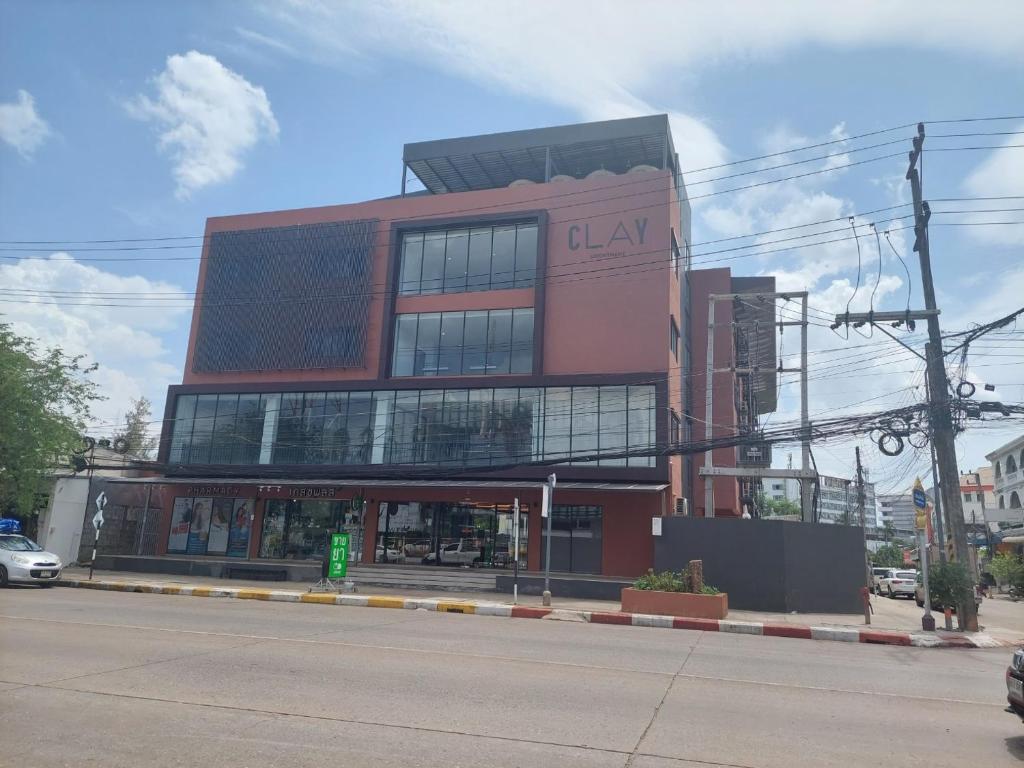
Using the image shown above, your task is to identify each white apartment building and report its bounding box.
[986,434,1024,526]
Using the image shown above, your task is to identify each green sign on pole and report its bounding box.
[328,532,350,579]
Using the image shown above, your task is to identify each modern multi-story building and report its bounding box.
[877,493,917,539]
[813,473,877,526]
[98,115,776,581]
[986,435,1024,525]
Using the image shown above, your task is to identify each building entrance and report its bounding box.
[376,501,528,568]
[258,499,362,561]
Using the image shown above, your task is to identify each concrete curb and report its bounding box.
[55,578,1010,649]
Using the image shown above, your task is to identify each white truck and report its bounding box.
[421,539,481,566]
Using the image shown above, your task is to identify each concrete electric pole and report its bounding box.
[907,123,977,631]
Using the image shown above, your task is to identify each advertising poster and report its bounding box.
[227,498,252,558]
[207,498,232,555]
[167,498,192,553]
[186,497,213,554]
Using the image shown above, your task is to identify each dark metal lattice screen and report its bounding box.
[193,219,378,372]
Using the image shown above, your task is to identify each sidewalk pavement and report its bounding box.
[51,568,1022,650]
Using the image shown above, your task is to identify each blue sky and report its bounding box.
[1,0,1022,491]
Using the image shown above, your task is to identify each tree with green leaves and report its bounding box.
[872,543,905,568]
[988,552,1024,591]
[112,396,157,458]
[0,323,101,519]
[756,494,801,518]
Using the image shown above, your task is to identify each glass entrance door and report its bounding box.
[258,499,353,560]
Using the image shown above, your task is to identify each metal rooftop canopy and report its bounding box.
[402,114,677,195]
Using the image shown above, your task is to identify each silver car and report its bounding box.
[0,534,63,586]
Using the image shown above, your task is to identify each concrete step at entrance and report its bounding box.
[348,565,498,592]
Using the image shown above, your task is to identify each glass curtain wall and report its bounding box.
[169,385,657,469]
[398,222,537,295]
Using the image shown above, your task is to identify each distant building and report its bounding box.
[877,492,916,539]
[986,434,1024,526]
[765,468,876,527]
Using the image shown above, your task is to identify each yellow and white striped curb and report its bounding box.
[54,578,1009,648]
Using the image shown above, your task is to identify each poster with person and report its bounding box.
[207,498,232,555]
[167,498,192,553]
[186,497,213,554]
[227,498,252,558]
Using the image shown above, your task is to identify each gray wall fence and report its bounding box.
[653,517,866,614]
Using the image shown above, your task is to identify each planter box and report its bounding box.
[621,587,728,619]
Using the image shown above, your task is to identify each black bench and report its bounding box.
[225,565,288,582]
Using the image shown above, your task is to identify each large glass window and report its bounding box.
[376,501,528,569]
[258,499,349,560]
[392,308,534,377]
[169,384,657,469]
[167,496,252,557]
[399,222,538,295]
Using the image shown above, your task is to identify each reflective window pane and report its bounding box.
[627,385,656,467]
[443,230,470,293]
[467,228,492,291]
[188,395,218,464]
[462,311,488,374]
[392,314,418,377]
[491,226,516,289]
[570,387,599,464]
[486,309,513,374]
[399,234,423,295]
[170,395,196,463]
[420,232,446,295]
[514,224,538,288]
[210,394,238,464]
[438,312,465,375]
[510,308,534,374]
[598,386,628,467]
[413,313,441,376]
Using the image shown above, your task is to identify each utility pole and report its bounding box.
[907,123,977,630]
[925,342,947,564]
[856,447,870,589]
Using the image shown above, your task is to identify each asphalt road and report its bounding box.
[1,586,1021,767]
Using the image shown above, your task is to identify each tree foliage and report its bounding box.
[872,543,905,568]
[757,495,801,518]
[988,553,1024,589]
[928,561,973,608]
[0,323,101,516]
[112,396,157,458]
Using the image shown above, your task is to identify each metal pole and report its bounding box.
[703,297,716,518]
[856,447,871,590]
[513,497,520,605]
[800,295,812,522]
[919,529,935,631]
[542,475,555,606]
[400,163,407,197]
[925,342,947,563]
[908,123,976,630]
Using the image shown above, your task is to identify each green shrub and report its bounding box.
[632,568,720,595]
[928,561,973,608]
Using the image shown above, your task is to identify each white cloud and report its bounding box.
[259,0,1023,174]
[0,89,52,158]
[128,51,279,198]
[0,254,188,437]
[963,122,1024,246]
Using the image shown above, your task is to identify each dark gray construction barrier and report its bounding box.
[654,517,866,614]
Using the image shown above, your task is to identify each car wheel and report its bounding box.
[0,565,7,587]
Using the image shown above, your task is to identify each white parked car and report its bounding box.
[0,534,62,586]
[872,567,896,595]
[882,569,918,599]
[375,545,403,562]
[422,539,481,566]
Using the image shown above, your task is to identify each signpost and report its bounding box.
[913,478,935,631]
[89,491,106,581]
[541,474,556,606]
[512,498,520,605]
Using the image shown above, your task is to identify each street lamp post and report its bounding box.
[542,474,556,606]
